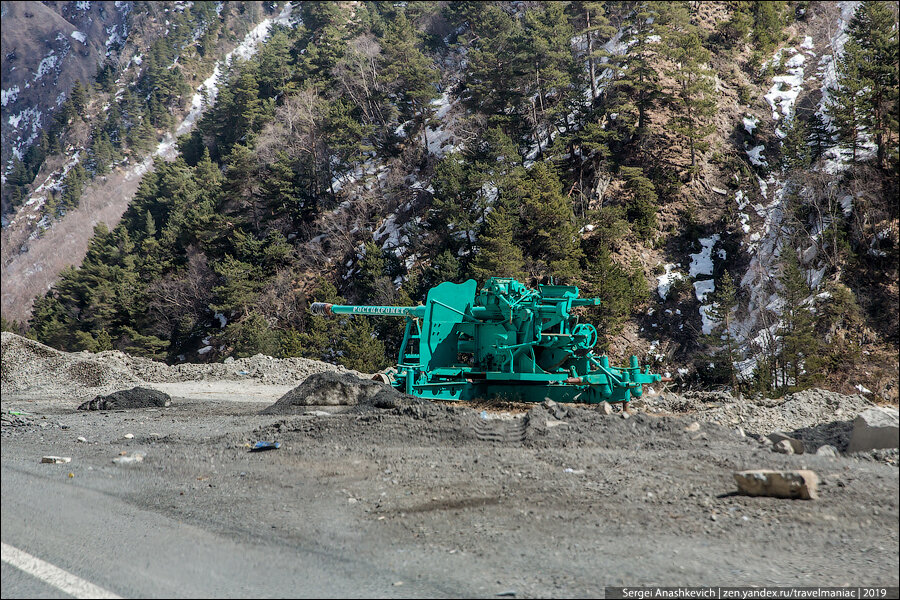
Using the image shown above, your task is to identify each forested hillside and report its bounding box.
[4,1,898,401]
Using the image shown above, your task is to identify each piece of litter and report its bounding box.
[76,436,87,443]
[123,433,134,439]
[250,441,281,452]
[112,452,145,465]
[563,468,585,475]
[41,456,71,464]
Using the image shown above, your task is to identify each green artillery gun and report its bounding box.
[311,278,666,404]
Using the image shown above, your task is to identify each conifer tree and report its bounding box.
[619,166,658,240]
[607,2,663,137]
[665,28,716,171]
[845,1,899,168]
[471,196,525,282]
[570,2,616,103]
[70,80,88,118]
[703,270,739,388]
[827,40,867,162]
[776,248,817,389]
[514,163,583,279]
[781,115,811,170]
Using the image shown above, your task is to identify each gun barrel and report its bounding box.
[310,302,425,317]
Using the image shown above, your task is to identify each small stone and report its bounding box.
[41,456,71,464]
[815,445,839,457]
[76,436,87,443]
[123,433,134,440]
[393,581,403,587]
[773,439,795,454]
[734,427,746,438]
[597,402,613,415]
[685,421,701,432]
[733,469,819,500]
[621,411,631,420]
[347,497,358,504]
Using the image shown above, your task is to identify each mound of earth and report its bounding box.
[261,372,416,414]
[78,387,172,411]
[1,332,142,396]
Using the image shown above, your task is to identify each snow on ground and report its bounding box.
[1,85,20,107]
[746,144,767,167]
[177,2,294,139]
[424,92,459,157]
[764,48,805,121]
[732,2,861,380]
[693,279,715,303]
[689,235,719,278]
[742,115,759,135]
[34,53,60,82]
[656,264,684,301]
[71,31,87,44]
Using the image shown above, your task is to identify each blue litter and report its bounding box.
[250,441,281,452]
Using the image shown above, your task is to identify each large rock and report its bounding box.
[847,407,899,453]
[767,431,805,454]
[78,387,171,411]
[733,470,819,500]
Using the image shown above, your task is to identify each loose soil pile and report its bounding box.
[261,372,416,414]
[77,387,172,411]
[641,387,876,451]
[1,332,361,400]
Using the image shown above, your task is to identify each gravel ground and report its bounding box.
[2,333,898,594]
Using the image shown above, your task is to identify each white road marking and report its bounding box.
[1,542,122,599]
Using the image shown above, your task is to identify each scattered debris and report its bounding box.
[249,441,281,452]
[41,456,71,464]
[733,469,819,500]
[112,452,145,465]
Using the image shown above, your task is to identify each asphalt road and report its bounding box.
[0,461,455,598]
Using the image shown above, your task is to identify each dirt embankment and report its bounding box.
[0,332,362,401]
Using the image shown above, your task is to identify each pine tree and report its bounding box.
[607,2,664,137]
[703,270,739,388]
[619,166,658,241]
[781,115,811,170]
[665,27,717,172]
[845,1,899,168]
[514,163,583,279]
[807,113,831,162]
[570,2,616,103]
[338,316,389,373]
[70,80,88,118]
[827,41,867,162]
[776,248,817,389]
[471,195,525,282]
[381,11,440,151]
